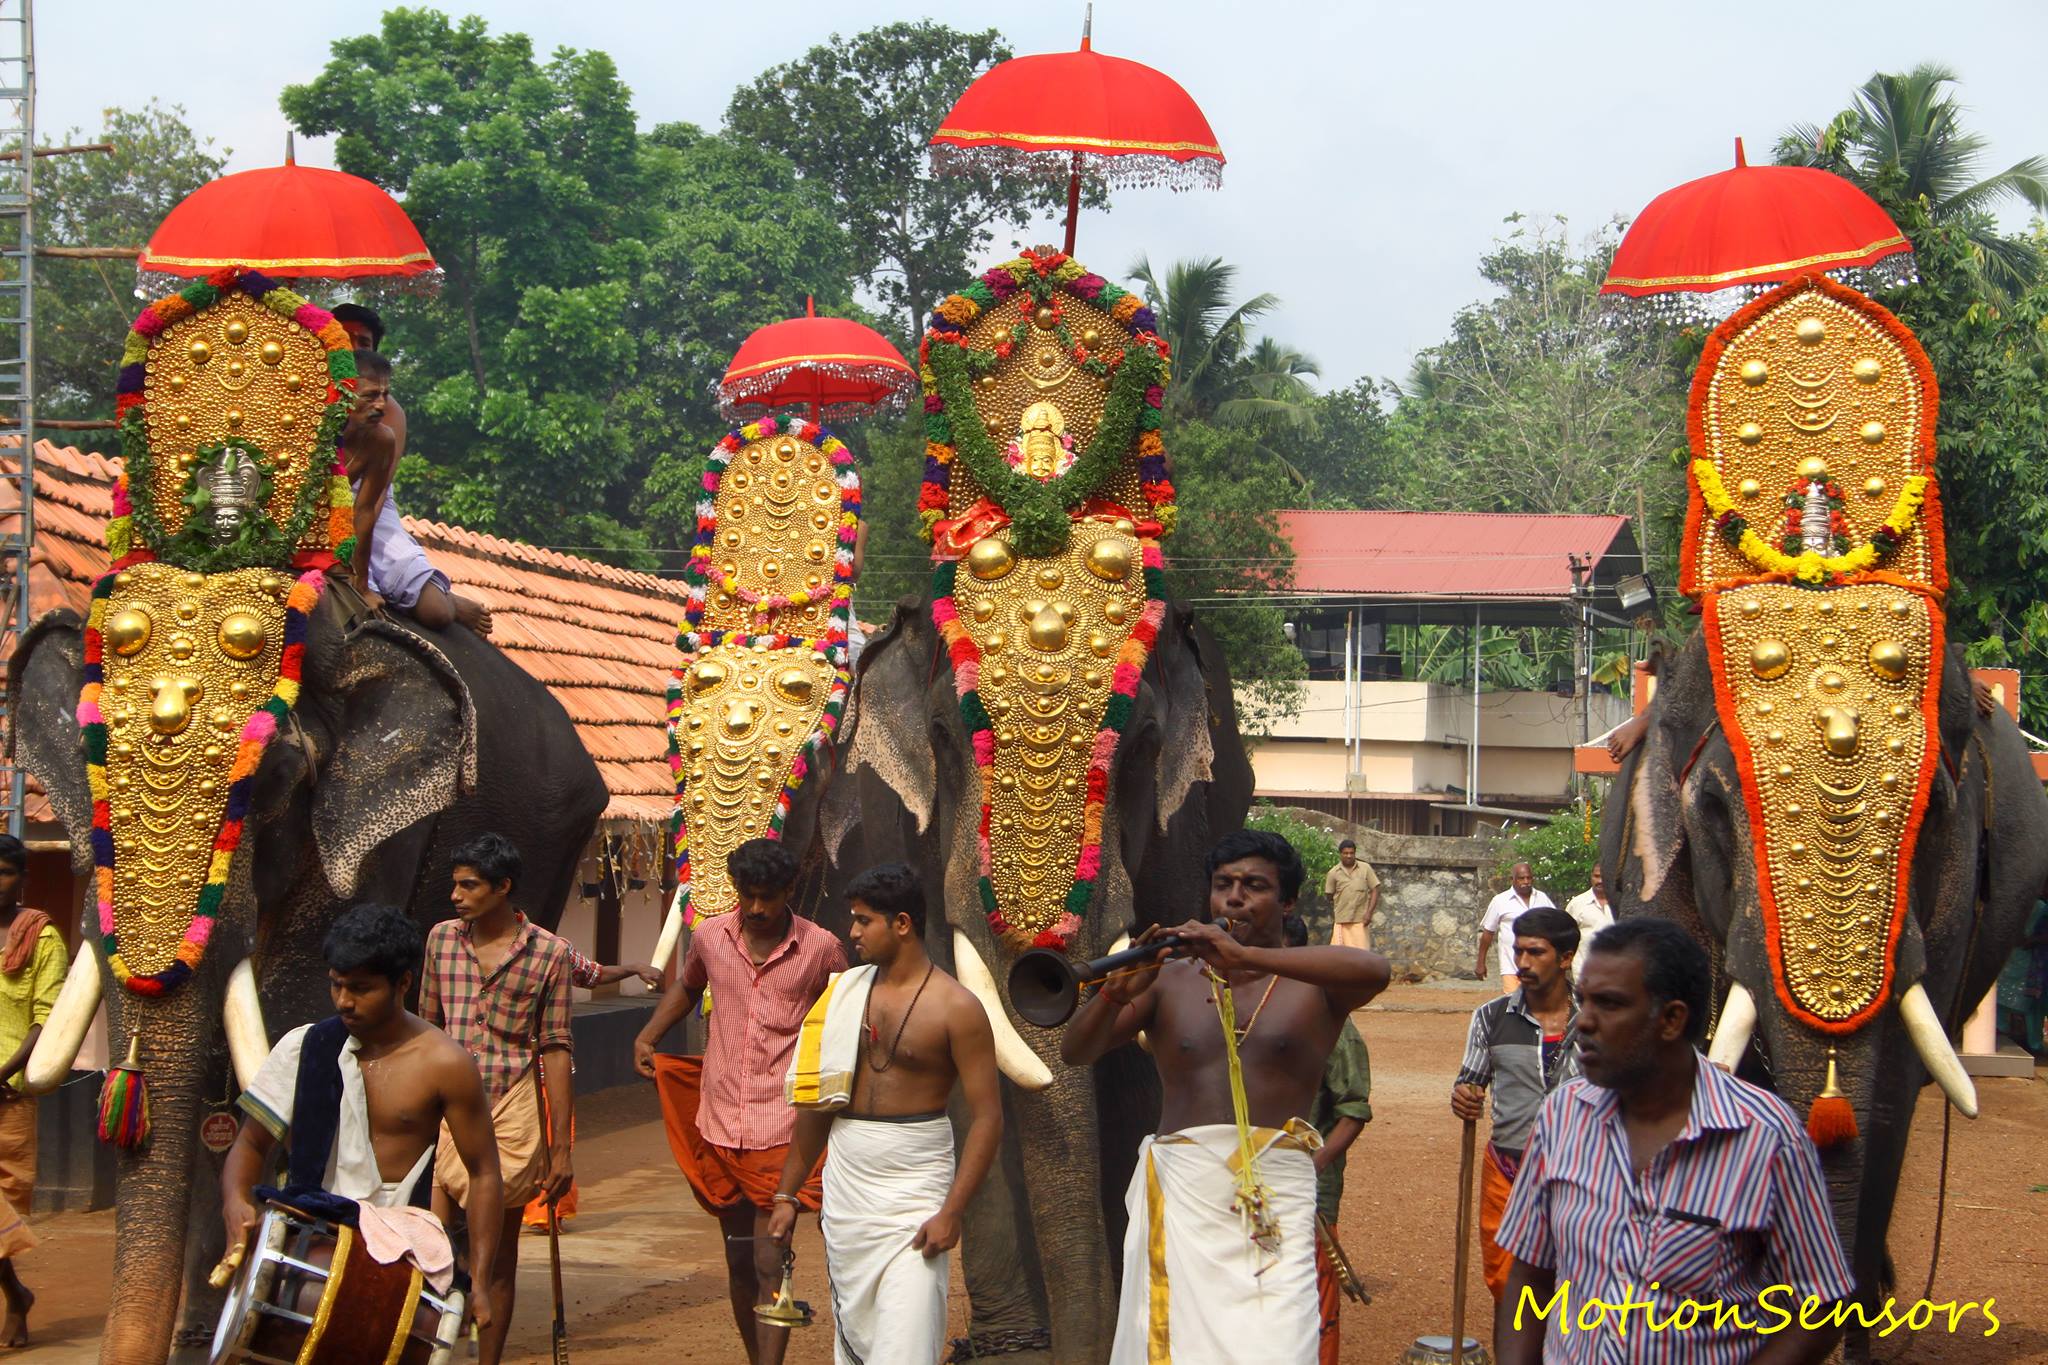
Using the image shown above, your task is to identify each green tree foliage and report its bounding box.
[1778,69,2048,728]
[725,22,1063,343]
[1288,379,1398,508]
[281,10,857,561]
[1385,216,1690,573]
[35,103,225,419]
[1244,802,1342,914]
[1497,800,1601,902]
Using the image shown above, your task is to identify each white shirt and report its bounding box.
[1562,890,1614,972]
[1481,887,1556,978]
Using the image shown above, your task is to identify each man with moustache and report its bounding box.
[1062,829,1389,1364]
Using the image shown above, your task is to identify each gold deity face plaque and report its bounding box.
[672,640,842,920]
[1683,273,1943,597]
[93,563,294,976]
[1703,581,1940,1031]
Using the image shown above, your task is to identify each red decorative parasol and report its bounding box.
[930,8,1222,254]
[1603,139,1914,318]
[718,298,915,423]
[140,143,436,285]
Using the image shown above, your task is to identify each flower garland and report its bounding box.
[112,267,357,572]
[78,568,327,995]
[681,415,859,655]
[1695,458,1928,585]
[919,249,1177,553]
[930,543,1168,953]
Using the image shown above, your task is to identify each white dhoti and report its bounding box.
[1111,1122,1321,1365]
[821,1114,954,1365]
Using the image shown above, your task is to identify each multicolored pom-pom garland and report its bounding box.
[78,569,327,995]
[931,541,1170,954]
[669,416,862,923]
[919,249,1177,555]
[113,266,358,576]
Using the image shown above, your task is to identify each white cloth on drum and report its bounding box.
[355,1201,455,1293]
[240,1022,433,1206]
[821,1114,954,1365]
[1110,1122,1321,1365]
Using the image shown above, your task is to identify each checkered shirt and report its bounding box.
[421,913,575,1105]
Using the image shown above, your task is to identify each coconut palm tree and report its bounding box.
[1776,64,2048,300]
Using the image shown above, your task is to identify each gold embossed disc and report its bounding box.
[698,434,844,640]
[1687,276,1939,595]
[141,292,332,549]
[677,641,839,918]
[1707,582,1938,1026]
[99,564,291,976]
[952,521,1147,937]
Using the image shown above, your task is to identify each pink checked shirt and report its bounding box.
[681,911,845,1151]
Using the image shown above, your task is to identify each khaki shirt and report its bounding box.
[1324,859,1380,924]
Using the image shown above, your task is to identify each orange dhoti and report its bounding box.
[1480,1143,1517,1300]
[1315,1239,1340,1365]
[651,1054,822,1215]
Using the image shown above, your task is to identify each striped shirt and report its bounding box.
[681,911,845,1151]
[420,913,575,1105]
[1456,989,1579,1154]
[1495,1058,1853,1365]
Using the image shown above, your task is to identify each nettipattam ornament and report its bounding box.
[922,249,1175,953]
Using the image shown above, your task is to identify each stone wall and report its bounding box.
[1270,806,1507,983]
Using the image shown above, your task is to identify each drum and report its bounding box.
[210,1203,464,1365]
[1400,1336,1491,1365]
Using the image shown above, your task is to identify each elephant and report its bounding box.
[1600,626,2048,1360]
[8,590,609,1364]
[816,594,1253,1364]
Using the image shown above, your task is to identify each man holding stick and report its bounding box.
[1061,829,1389,1364]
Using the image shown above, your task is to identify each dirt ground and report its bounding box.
[15,980,2048,1362]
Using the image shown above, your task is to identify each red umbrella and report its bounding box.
[140,146,435,284]
[718,299,915,423]
[1603,140,1914,316]
[930,11,1222,254]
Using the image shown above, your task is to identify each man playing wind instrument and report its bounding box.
[1061,829,1390,1364]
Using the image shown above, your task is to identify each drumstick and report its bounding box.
[1451,1117,1477,1365]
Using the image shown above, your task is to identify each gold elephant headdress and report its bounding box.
[919,249,1177,954]
[1683,273,1945,1045]
[668,416,859,922]
[82,269,357,998]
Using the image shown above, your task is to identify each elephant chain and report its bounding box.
[946,1327,1053,1361]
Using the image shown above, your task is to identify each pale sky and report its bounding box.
[38,1,2048,388]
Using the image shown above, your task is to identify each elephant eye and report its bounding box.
[773,668,814,706]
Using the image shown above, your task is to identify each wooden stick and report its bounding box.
[34,418,118,431]
[533,1018,570,1362]
[34,246,142,259]
[1451,1117,1478,1365]
[0,143,113,162]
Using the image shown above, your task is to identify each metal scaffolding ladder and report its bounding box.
[0,0,32,839]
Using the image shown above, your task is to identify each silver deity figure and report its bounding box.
[204,447,263,545]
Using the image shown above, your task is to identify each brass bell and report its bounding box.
[754,1250,813,1329]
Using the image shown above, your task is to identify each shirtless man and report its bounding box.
[335,333,491,635]
[1062,829,1389,1365]
[769,862,1002,1365]
[223,903,503,1331]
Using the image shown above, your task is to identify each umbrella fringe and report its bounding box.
[1600,255,1918,326]
[929,143,1222,193]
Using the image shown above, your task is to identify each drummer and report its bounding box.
[223,904,504,1329]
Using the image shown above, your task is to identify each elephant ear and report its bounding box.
[7,610,91,872]
[838,597,939,839]
[1148,605,1216,834]
[313,620,477,898]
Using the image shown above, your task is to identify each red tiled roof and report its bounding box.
[0,439,687,825]
[1275,510,1635,601]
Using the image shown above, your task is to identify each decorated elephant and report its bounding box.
[5,270,608,1364]
[814,249,1253,1364]
[1599,273,2048,1361]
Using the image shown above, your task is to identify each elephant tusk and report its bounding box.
[224,958,270,1091]
[1899,983,1978,1119]
[24,941,103,1093]
[651,884,687,979]
[952,929,1053,1091]
[1707,982,1758,1072]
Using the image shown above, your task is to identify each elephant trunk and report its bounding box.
[101,982,230,1365]
[1011,1071,1118,1360]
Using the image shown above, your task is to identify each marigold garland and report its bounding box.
[931,543,1170,953]
[1695,459,1927,585]
[918,249,1177,554]
[78,569,327,995]
[112,267,356,574]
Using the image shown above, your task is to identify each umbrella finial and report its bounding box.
[285,130,296,166]
[1080,2,1093,50]
[806,295,816,318]
[1734,136,1746,169]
